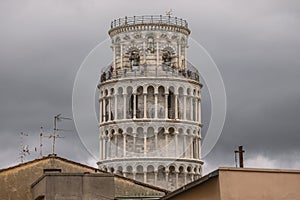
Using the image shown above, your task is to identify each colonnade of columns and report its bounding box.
[99,127,201,161]
[101,164,201,190]
[99,86,201,123]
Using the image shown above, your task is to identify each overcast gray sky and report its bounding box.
[0,0,299,174]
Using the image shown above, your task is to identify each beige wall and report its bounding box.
[165,176,221,200]
[219,168,300,200]
[162,168,300,200]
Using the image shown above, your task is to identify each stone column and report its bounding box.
[154,93,158,118]
[144,171,147,183]
[143,93,147,118]
[198,136,201,159]
[123,133,126,157]
[184,172,187,185]
[175,94,178,119]
[133,134,136,154]
[175,131,178,157]
[175,171,179,188]
[154,171,158,185]
[144,133,147,157]
[190,135,193,159]
[108,96,111,121]
[190,97,193,120]
[120,44,123,69]
[113,45,116,68]
[195,98,198,122]
[156,42,159,67]
[198,98,201,123]
[99,133,103,160]
[133,93,136,119]
[165,93,168,119]
[178,43,181,68]
[108,136,111,158]
[99,99,103,122]
[183,95,186,120]
[123,94,126,119]
[165,171,169,183]
[154,132,158,151]
[103,137,107,159]
[165,132,168,157]
[183,134,186,158]
[114,94,118,120]
[103,98,106,121]
[133,172,136,180]
[115,134,118,158]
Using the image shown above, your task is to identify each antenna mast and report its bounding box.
[49,114,72,155]
[234,145,245,168]
[19,132,30,163]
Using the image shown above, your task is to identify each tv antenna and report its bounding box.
[165,9,173,17]
[19,132,30,163]
[48,114,72,155]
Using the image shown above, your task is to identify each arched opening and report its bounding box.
[126,127,134,156]
[168,127,175,156]
[129,49,140,70]
[147,86,155,118]
[147,165,155,184]
[117,87,123,119]
[187,166,192,183]
[178,128,184,157]
[126,166,133,179]
[157,127,165,156]
[157,165,166,187]
[110,88,115,121]
[157,86,165,118]
[126,87,133,119]
[136,86,143,118]
[178,87,184,119]
[186,88,191,120]
[168,165,176,190]
[110,167,114,173]
[168,87,175,119]
[147,127,155,155]
[136,127,144,154]
[116,166,123,176]
[110,129,115,158]
[146,36,155,53]
[178,166,185,187]
[136,165,144,182]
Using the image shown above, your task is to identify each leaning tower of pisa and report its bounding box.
[97,15,203,190]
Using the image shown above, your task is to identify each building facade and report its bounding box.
[97,15,203,190]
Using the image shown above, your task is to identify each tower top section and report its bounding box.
[109,15,190,37]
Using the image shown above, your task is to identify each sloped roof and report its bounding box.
[0,154,169,197]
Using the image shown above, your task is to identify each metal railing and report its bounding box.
[110,15,188,29]
[100,61,200,83]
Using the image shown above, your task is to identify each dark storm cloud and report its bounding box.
[0,0,299,173]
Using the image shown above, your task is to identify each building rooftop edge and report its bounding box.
[109,15,189,30]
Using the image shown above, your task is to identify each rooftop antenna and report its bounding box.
[165,9,173,17]
[49,114,72,155]
[234,145,245,168]
[39,127,43,158]
[19,132,30,163]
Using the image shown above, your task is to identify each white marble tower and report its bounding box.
[97,15,203,190]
